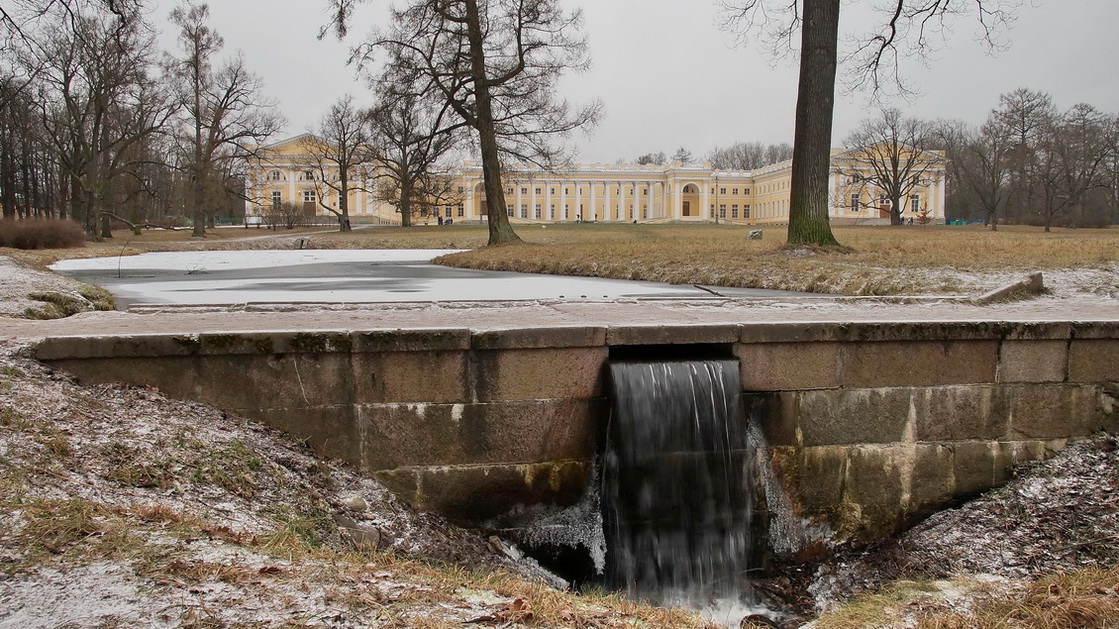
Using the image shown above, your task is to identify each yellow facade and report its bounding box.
[245,135,947,225]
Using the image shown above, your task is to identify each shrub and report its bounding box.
[0,218,88,249]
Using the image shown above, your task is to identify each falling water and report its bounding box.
[604,359,763,622]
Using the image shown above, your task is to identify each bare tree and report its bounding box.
[24,5,172,237]
[721,0,1023,246]
[708,141,793,170]
[169,1,282,238]
[994,88,1055,224]
[938,114,1013,230]
[368,88,461,228]
[327,0,600,245]
[303,95,372,232]
[635,151,666,165]
[1036,104,1114,231]
[671,147,693,164]
[841,108,939,225]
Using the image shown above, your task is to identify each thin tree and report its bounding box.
[303,95,372,232]
[26,6,172,237]
[840,108,938,225]
[326,0,600,245]
[720,0,1023,246]
[937,114,1012,230]
[994,88,1055,225]
[169,1,282,238]
[709,141,793,170]
[1036,104,1114,231]
[368,88,461,228]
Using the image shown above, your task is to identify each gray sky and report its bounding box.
[151,0,1119,162]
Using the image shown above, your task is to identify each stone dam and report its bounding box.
[35,318,1119,550]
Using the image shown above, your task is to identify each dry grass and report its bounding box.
[812,569,1119,629]
[915,569,1119,629]
[5,222,1117,295]
[435,223,1119,295]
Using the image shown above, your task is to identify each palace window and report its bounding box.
[507,188,513,195]
[744,188,750,194]
[534,203,542,219]
[520,204,528,218]
[642,205,647,219]
[535,188,542,195]
[719,187,727,195]
[910,195,921,213]
[457,204,464,217]
[851,194,860,211]
[732,188,738,195]
[303,170,314,181]
[271,191,281,209]
[743,204,751,219]
[270,170,280,181]
[550,188,555,194]
[719,204,727,219]
[564,204,570,219]
[564,188,570,194]
[731,204,739,218]
[302,189,316,203]
[457,186,464,193]
[521,187,528,194]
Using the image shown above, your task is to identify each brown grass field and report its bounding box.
[4,222,1118,295]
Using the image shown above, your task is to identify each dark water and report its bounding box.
[604,359,760,616]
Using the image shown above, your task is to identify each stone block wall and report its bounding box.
[37,320,1119,546]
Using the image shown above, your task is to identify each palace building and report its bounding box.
[245,134,947,226]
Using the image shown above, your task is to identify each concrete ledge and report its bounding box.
[471,326,606,350]
[606,324,741,346]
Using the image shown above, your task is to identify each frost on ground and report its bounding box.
[0,341,704,629]
[805,435,1119,622]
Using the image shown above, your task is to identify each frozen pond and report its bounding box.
[51,249,812,308]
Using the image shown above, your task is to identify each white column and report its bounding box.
[673,181,682,220]
[701,180,711,221]
[559,182,567,221]
[545,182,553,220]
[602,180,611,221]
[574,180,582,221]
[589,180,597,221]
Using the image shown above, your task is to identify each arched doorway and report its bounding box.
[681,183,700,218]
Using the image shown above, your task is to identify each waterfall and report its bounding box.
[603,359,761,616]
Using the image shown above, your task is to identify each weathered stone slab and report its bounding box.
[253,404,360,466]
[469,347,608,402]
[912,385,1004,442]
[951,440,999,498]
[351,351,469,405]
[998,339,1068,383]
[736,342,840,391]
[797,388,912,446]
[1000,384,1102,439]
[841,340,998,388]
[909,443,955,514]
[354,398,602,469]
[1069,338,1119,382]
[375,460,592,523]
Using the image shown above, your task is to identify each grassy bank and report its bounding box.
[4,222,1118,295]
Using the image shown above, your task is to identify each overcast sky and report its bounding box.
[149,0,1118,163]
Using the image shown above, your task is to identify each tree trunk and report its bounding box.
[786,0,841,247]
[339,171,352,231]
[400,179,412,227]
[464,0,521,246]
